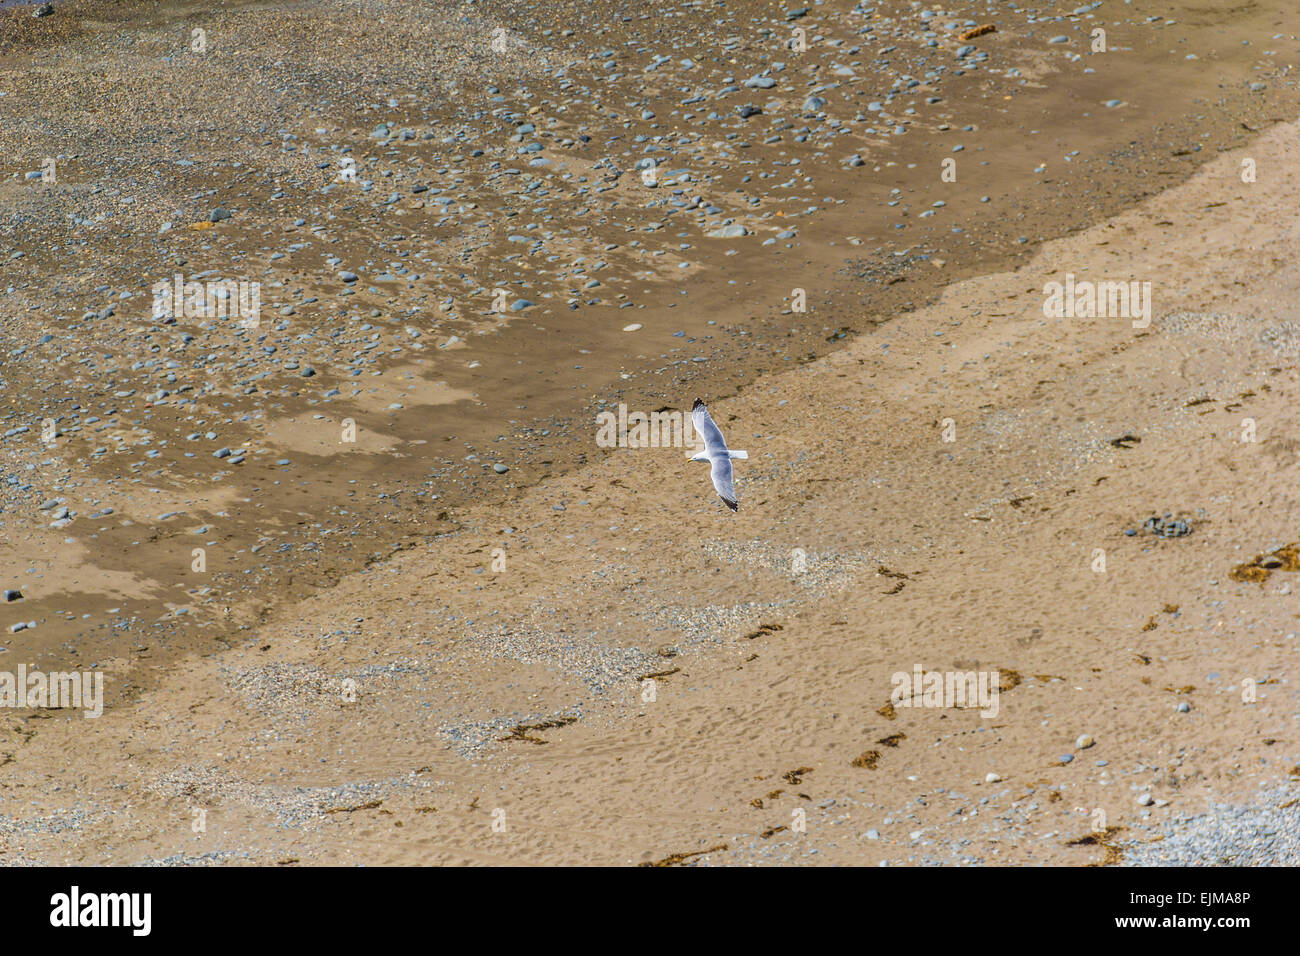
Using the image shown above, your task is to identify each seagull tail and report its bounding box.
[722,497,738,512]
[693,397,705,410]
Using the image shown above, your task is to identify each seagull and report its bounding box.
[688,398,747,512]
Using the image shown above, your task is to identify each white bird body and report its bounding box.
[688,398,744,511]
[687,449,748,461]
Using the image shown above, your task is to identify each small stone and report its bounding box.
[493,463,510,474]
[2,590,21,602]
[1076,734,1094,749]
[1137,793,1154,806]
[985,772,1001,783]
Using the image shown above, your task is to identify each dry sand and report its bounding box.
[0,0,1297,866]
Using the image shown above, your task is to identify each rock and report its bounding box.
[209,208,232,222]
[493,463,509,474]
[1137,793,1154,806]
[622,323,642,332]
[708,224,748,238]
[214,447,233,459]
[736,104,763,119]
[985,772,1001,783]
[2,590,22,602]
[510,299,534,312]
[339,271,359,283]
[803,95,827,113]
[1076,734,1094,749]
[33,3,54,17]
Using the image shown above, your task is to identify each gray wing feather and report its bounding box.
[710,456,737,509]
[692,403,728,454]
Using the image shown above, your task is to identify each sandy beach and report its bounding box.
[0,0,1297,866]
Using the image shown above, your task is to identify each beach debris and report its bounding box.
[1229,542,1300,584]
[638,844,729,867]
[1144,514,1192,538]
[496,715,578,744]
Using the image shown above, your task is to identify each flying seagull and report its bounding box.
[688,398,747,512]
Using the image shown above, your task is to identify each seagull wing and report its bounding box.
[691,398,729,455]
[710,456,738,511]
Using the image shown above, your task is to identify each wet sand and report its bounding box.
[0,0,1297,865]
